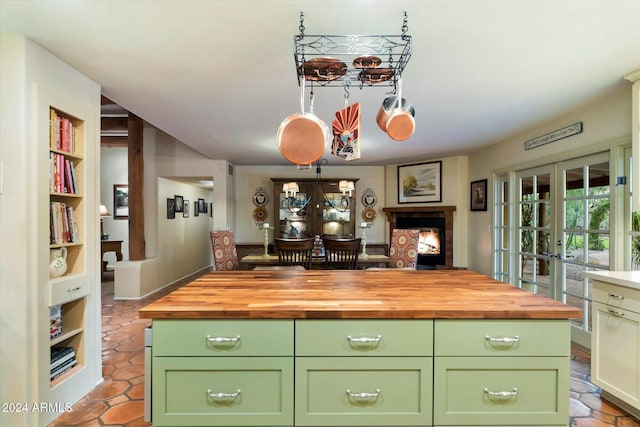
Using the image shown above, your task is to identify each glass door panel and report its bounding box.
[560,154,610,347]
[517,167,555,298]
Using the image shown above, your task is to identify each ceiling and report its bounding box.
[2,0,639,166]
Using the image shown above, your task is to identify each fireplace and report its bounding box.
[383,206,455,269]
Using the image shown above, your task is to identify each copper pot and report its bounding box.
[376,95,416,141]
[277,112,330,165]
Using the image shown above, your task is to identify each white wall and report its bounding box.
[235,164,387,244]
[466,82,632,276]
[0,34,101,426]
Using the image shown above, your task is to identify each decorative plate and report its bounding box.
[253,187,269,206]
[362,207,377,222]
[298,57,348,81]
[361,188,377,207]
[252,206,268,222]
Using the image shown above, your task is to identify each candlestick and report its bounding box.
[263,223,270,257]
[359,222,372,259]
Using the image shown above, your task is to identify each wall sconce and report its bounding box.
[339,180,355,197]
[100,204,111,240]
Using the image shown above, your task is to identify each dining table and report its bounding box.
[240,253,391,270]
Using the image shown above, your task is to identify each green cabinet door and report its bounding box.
[434,356,569,426]
[152,356,293,426]
[295,357,433,426]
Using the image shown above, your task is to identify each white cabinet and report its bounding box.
[589,272,640,419]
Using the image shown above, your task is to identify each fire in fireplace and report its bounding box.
[418,228,441,255]
[396,216,446,268]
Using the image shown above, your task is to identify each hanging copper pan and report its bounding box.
[375,95,415,141]
[277,75,330,165]
[277,113,329,165]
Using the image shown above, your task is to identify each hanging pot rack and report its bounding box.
[294,11,412,90]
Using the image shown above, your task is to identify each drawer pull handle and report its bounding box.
[206,335,241,345]
[346,388,381,400]
[485,335,520,344]
[608,293,624,300]
[207,388,241,401]
[347,335,382,345]
[607,307,625,317]
[484,387,518,398]
[67,286,81,292]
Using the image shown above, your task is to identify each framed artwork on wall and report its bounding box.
[174,195,184,213]
[397,161,442,204]
[113,184,129,219]
[166,198,176,219]
[183,200,189,218]
[470,179,488,211]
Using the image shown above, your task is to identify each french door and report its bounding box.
[512,152,610,347]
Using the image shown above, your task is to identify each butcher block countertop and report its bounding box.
[139,270,582,320]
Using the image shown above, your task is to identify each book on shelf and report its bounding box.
[50,346,75,371]
[49,153,78,195]
[50,357,77,380]
[49,202,79,245]
[49,305,62,338]
[49,108,76,154]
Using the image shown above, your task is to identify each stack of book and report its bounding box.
[50,346,76,380]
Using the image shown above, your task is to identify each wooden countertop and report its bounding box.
[139,270,582,320]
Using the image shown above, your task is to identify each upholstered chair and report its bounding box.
[389,228,420,269]
[210,230,239,271]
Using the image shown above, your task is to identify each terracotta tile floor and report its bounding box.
[49,271,639,427]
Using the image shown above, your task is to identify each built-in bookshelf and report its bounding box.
[48,107,86,386]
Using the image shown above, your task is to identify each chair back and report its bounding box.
[275,237,314,269]
[210,230,239,271]
[323,238,361,270]
[389,229,420,268]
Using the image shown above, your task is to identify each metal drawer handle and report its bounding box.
[607,307,625,317]
[485,335,520,344]
[346,388,381,400]
[608,293,624,300]
[207,388,241,400]
[347,335,382,344]
[206,335,241,344]
[67,286,81,292]
[484,387,518,398]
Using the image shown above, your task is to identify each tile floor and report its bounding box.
[49,271,639,427]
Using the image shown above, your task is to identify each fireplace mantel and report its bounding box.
[383,206,456,268]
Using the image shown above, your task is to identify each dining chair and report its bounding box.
[323,238,361,270]
[388,228,420,268]
[210,230,239,271]
[275,237,315,270]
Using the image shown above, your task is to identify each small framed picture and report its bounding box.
[167,198,176,219]
[194,200,200,217]
[113,184,129,219]
[209,202,213,217]
[183,200,189,218]
[174,195,184,213]
[198,198,206,213]
[470,179,488,211]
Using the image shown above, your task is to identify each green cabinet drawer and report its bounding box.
[434,320,570,356]
[296,320,433,356]
[152,356,293,426]
[433,356,569,425]
[295,357,433,426]
[153,319,293,356]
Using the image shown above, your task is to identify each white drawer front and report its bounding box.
[49,276,90,306]
[593,280,640,315]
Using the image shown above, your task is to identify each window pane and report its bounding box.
[565,167,584,196]
[588,162,610,195]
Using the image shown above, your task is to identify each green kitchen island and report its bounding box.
[139,269,582,427]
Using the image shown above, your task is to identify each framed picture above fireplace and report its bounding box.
[470,179,488,211]
[398,161,442,204]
